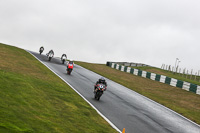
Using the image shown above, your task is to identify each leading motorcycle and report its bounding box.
[39,47,44,55]
[94,84,106,100]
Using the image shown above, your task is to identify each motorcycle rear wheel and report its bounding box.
[97,96,100,100]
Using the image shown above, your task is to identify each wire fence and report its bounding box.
[161,64,200,82]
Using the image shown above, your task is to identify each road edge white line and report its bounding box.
[27,51,122,133]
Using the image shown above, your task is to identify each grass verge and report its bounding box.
[75,61,200,125]
[0,43,118,133]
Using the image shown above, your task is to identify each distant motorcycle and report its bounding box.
[61,56,66,64]
[39,47,44,55]
[47,52,54,61]
[94,84,106,100]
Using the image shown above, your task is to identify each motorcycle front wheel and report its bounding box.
[95,91,101,100]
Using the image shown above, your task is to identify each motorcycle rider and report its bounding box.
[39,46,44,53]
[47,49,54,56]
[94,77,107,92]
[61,54,67,60]
[67,60,74,70]
[40,46,44,51]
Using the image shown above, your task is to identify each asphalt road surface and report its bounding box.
[30,51,200,133]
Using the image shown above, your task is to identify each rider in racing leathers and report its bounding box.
[47,49,54,56]
[94,77,107,92]
[61,54,67,60]
[39,46,44,52]
[67,61,74,70]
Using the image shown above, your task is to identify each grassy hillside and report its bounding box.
[133,66,200,86]
[75,61,200,125]
[0,43,118,133]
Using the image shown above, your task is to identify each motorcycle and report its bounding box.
[39,48,44,55]
[47,52,54,61]
[61,56,66,64]
[94,84,106,100]
[66,63,73,75]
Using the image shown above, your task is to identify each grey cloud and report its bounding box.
[0,0,200,72]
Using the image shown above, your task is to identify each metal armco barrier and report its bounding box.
[106,62,200,95]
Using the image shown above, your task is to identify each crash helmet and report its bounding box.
[99,77,105,83]
[69,61,73,64]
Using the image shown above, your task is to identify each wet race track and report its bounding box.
[30,51,200,133]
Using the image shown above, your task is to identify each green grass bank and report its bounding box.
[75,61,200,125]
[0,43,118,133]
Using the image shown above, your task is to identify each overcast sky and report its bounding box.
[0,0,200,73]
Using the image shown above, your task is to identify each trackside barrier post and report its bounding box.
[119,65,122,71]
[190,84,197,93]
[176,80,183,88]
[114,64,117,69]
[155,74,161,81]
[130,68,134,74]
[138,70,142,76]
[165,77,171,84]
[124,66,128,72]
[106,62,112,67]
[146,72,151,79]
